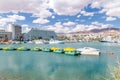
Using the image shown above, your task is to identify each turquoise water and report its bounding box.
[0,42,120,80]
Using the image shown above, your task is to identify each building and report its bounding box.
[7,24,22,40]
[24,28,57,41]
[0,30,12,41]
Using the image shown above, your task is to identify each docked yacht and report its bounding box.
[49,40,64,44]
[76,47,100,55]
[33,40,43,44]
[100,36,117,43]
[27,41,33,43]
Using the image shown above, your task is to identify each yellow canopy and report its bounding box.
[17,46,25,50]
[63,47,76,52]
[2,46,10,50]
[50,47,60,51]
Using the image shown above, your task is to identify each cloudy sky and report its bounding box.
[0,0,120,33]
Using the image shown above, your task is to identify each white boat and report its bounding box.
[13,41,20,44]
[34,40,43,44]
[76,47,100,55]
[27,41,33,43]
[100,36,117,43]
[49,40,64,44]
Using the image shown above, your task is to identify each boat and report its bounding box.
[100,40,108,42]
[31,46,42,51]
[49,39,64,44]
[34,40,43,44]
[42,48,51,52]
[13,41,21,44]
[54,50,64,54]
[50,47,64,53]
[50,47,59,52]
[2,46,16,51]
[76,47,100,55]
[43,41,49,44]
[17,46,30,51]
[100,36,117,43]
[27,41,33,43]
[63,47,79,56]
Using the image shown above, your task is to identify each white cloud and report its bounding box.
[0,0,52,18]
[98,9,106,14]
[100,24,112,29]
[49,0,92,16]
[70,22,113,33]
[86,25,98,30]
[81,11,94,16]
[40,21,113,33]
[7,14,25,21]
[22,24,31,33]
[32,9,52,19]
[0,0,120,19]
[47,26,70,33]
[106,16,117,21]
[0,0,119,33]
[77,15,81,18]
[91,0,120,18]
[51,16,55,19]
[0,0,94,17]
[91,21,113,28]
[80,20,85,22]
[71,25,86,32]
[106,8,120,17]
[63,21,76,26]
[91,1,101,8]
[91,21,102,26]
[43,22,70,33]
[0,19,7,27]
[0,14,25,27]
[33,18,49,24]
[71,24,99,32]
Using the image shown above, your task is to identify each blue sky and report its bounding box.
[0,0,120,33]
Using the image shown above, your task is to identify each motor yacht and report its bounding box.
[76,47,100,55]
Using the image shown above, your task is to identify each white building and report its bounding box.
[24,28,57,41]
[0,30,12,40]
[7,24,21,40]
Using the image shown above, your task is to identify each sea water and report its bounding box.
[0,42,120,80]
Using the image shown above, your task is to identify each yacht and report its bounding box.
[100,36,117,43]
[49,40,64,44]
[76,47,100,55]
[34,40,43,44]
[27,41,33,43]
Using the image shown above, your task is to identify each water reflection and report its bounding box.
[0,42,119,80]
[0,51,109,80]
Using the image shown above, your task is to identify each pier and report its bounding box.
[0,46,81,56]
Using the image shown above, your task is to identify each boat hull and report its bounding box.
[54,50,64,54]
[42,48,51,52]
[77,47,100,56]
[65,51,79,56]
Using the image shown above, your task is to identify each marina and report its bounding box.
[0,43,102,56]
[76,47,100,55]
[0,0,120,79]
[0,42,120,80]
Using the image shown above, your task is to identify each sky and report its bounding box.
[0,0,120,33]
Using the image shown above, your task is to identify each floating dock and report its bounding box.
[0,46,81,56]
